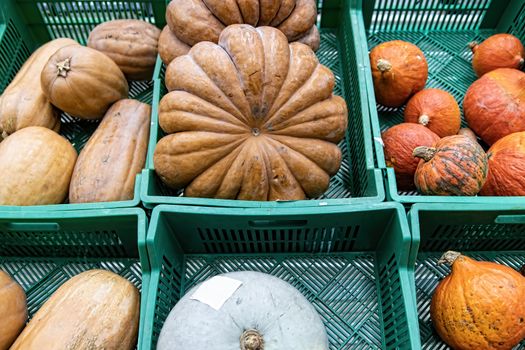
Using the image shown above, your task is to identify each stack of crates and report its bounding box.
[0,0,524,349]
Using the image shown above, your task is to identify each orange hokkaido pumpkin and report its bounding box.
[480,131,525,196]
[381,123,440,190]
[404,88,460,137]
[413,135,488,196]
[464,68,525,146]
[370,40,428,107]
[431,251,525,350]
[470,33,525,77]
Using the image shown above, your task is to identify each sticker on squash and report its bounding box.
[190,276,243,310]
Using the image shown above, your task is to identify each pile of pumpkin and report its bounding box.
[152,0,349,202]
[372,34,525,196]
[0,269,140,349]
[0,19,159,206]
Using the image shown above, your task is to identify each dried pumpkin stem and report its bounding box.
[56,58,71,78]
[468,41,478,52]
[376,59,392,72]
[519,57,524,68]
[240,330,264,350]
[437,251,462,265]
[413,146,436,162]
[418,115,430,126]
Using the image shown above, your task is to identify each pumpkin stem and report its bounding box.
[1,131,8,140]
[376,59,392,72]
[437,251,462,265]
[240,329,264,350]
[413,146,436,162]
[56,58,71,78]
[519,57,524,68]
[468,41,478,53]
[418,114,430,126]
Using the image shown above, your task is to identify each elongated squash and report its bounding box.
[0,38,77,138]
[0,271,27,350]
[69,99,150,203]
[10,269,140,350]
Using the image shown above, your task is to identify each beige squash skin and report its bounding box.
[0,38,77,138]
[41,45,129,120]
[0,271,27,350]
[10,269,140,350]
[87,19,161,81]
[69,99,150,203]
[0,126,77,205]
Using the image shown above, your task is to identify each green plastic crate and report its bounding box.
[140,0,385,208]
[359,0,525,204]
[140,203,420,349]
[0,207,149,347]
[408,203,525,349]
[0,0,165,211]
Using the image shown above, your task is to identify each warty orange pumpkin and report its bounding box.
[413,135,488,196]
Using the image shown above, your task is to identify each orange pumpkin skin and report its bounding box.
[464,68,525,146]
[471,33,525,77]
[480,131,525,196]
[413,135,488,196]
[431,252,525,350]
[370,40,428,107]
[404,88,460,137]
[382,123,440,190]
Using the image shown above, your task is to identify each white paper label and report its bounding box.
[190,276,243,311]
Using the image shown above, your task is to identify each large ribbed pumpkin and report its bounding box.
[41,45,129,120]
[10,270,140,350]
[0,271,27,350]
[381,123,440,190]
[464,68,525,145]
[159,0,319,64]
[413,135,488,196]
[370,40,428,107]
[69,99,150,203]
[0,127,77,205]
[0,38,76,139]
[154,25,347,201]
[480,131,525,196]
[88,19,161,80]
[431,251,525,350]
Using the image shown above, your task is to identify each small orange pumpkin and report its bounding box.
[480,131,525,196]
[413,135,488,196]
[463,68,525,146]
[0,271,27,350]
[431,251,525,350]
[370,40,428,107]
[404,88,460,137]
[381,123,440,190]
[470,33,525,77]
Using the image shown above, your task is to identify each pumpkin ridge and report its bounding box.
[189,53,252,125]
[263,62,324,126]
[270,0,297,27]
